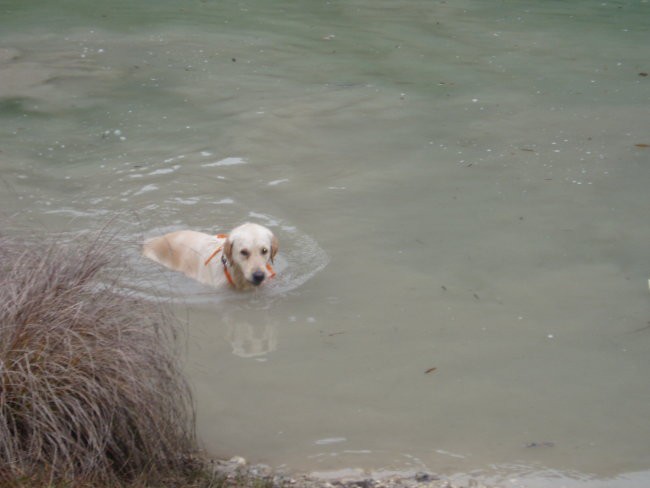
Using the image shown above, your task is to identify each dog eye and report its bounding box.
[240,249,250,258]
[261,247,268,255]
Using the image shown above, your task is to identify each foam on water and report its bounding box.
[202,157,247,167]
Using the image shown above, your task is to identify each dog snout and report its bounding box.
[251,270,266,285]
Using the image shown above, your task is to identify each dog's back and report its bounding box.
[143,231,222,283]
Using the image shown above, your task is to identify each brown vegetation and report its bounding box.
[0,231,197,486]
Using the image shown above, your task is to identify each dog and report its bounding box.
[143,222,278,290]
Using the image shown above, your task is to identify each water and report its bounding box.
[1,0,650,485]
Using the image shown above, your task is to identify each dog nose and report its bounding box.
[252,270,266,285]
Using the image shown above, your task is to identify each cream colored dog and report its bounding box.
[142,222,278,290]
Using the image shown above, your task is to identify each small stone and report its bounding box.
[250,463,273,477]
[414,472,431,482]
[354,480,374,488]
[212,456,248,477]
[229,455,247,466]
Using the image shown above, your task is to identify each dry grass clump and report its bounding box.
[0,232,196,486]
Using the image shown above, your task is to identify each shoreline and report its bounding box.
[210,456,498,488]
[208,456,650,488]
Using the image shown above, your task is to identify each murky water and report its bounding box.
[2,0,650,485]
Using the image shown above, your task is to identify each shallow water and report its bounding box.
[2,0,650,485]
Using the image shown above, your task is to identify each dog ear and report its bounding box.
[223,238,234,264]
[270,234,279,264]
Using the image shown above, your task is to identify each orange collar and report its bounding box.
[203,233,275,287]
[203,234,229,266]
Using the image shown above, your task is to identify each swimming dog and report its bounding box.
[143,222,278,290]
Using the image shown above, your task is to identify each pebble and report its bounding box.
[414,472,434,482]
[250,463,274,477]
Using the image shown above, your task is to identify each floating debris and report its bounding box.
[525,441,555,448]
[424,367,437,375]
[630,321,650,333]
[328,331,345,337]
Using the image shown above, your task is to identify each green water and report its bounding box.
[1,1,650,486]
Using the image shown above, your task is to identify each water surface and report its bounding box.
[1,1,650,485]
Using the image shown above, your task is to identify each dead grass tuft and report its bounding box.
[0,231,196,486]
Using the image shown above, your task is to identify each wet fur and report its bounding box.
[143,222,278,290]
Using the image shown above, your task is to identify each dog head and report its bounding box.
[223,223,278,287]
